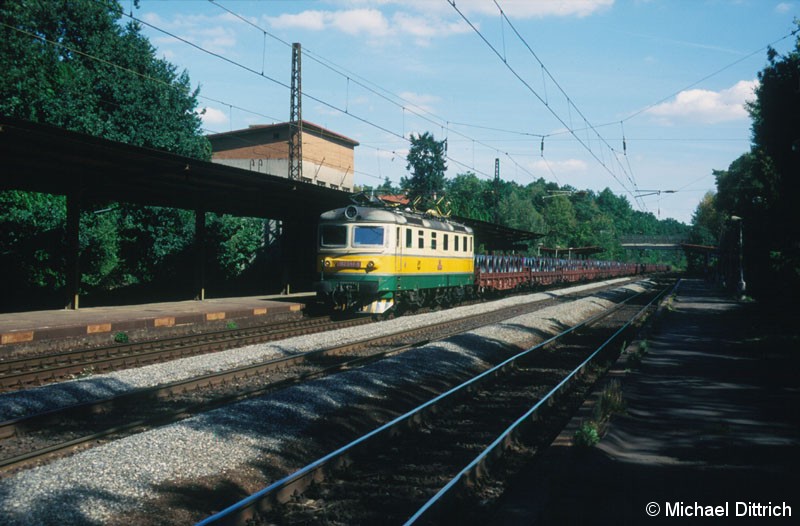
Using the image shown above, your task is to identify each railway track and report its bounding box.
[0,315,370,392]
[196,283,671,526]
[0,288,606,475]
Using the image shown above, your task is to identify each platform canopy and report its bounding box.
[0,117,351,220]
[538,245,604,259]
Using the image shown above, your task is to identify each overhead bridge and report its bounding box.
[620,236,687,251]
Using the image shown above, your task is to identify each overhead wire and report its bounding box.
[446,0,644,210]
[205,0,551,183]
[490,0,645,209]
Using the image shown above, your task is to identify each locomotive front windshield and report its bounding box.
[320,225,347,248]
[353,226,385,247]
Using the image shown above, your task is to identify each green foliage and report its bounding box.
[573,421,600,448]
[113,331,129,343]
[689,21,800,297]
[0,191,66,291]
[440,171,688,263]
[401,132,447,204]
[206,214,265,280]
[0,0,210,159]
[593,379,626,422]
[0,1,227,308]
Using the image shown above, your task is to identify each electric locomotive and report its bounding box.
[315,204,474,314]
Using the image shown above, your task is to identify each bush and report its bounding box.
[573,421,600,447]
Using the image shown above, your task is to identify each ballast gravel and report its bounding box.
[0,278,648,525]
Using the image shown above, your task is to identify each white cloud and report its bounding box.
[338,0,614,19]
[331,9,390,36]
[497,0,615,18]
[775,2,795,14]
[645,80,758,124]
[200,107,229,129]
[391,12,471,44]
[266,10,327,31]
[266,9,389,37]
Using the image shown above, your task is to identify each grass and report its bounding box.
[574,380,627,448]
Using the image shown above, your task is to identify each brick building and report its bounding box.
[207,121,359,192]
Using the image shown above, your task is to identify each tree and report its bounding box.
[0,1,218,308]
[748,34,800,243]
[401,132,447,205]
[0,0,210,159]
[446,172,492,221]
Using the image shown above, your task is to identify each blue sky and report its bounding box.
[134,0,798,224]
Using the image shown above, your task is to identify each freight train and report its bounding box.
[314,204,666,315]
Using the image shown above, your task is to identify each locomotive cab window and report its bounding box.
[353,226,385,247]
[406,228,412,248]
[320,225,347,248]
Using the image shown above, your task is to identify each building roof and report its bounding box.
[207,120,360,148]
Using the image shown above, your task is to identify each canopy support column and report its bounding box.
[65,192,81,310]
[195,208,206,301]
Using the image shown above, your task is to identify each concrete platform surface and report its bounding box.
[0,293,311,352]
[492,279,799,525]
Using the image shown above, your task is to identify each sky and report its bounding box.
[131,0,799,224]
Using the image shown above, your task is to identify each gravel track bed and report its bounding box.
[0,290,577,463]
[0,278,645,525]
[263,307,641,525]
[0,278,630,422]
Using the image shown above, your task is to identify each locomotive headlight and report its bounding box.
[323,258,332,268]
[366,260,376,270]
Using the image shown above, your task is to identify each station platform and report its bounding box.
[0,293,312,355]
[492,279,799,525]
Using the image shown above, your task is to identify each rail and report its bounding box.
[404,280,676,524]
[195,286,654,526]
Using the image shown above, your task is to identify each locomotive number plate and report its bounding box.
[335,260,362,268]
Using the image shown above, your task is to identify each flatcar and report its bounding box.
[315,204,669,314]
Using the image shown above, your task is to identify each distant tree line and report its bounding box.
[363,132,689,265]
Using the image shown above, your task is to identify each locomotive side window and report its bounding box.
[443,234,449,251]
[454,235,459,252]
[431,232,437,250]
[406,228,412,248]
[320,225,347,247]
[418,230,424,249]
[353,226,385,247]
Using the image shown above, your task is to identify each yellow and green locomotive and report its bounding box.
[315,204,474,314]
